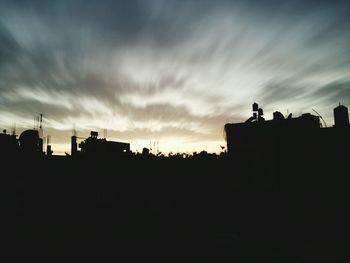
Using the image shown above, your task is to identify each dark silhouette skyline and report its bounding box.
[3,0,349,261]
[3,103,349,159]
[9,102,349,262]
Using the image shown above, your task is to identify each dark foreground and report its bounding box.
[14,154,349,262]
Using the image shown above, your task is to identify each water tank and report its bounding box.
[273,111,285,120]
[19,129,40,153]
[252,103,259,112]
[258,108,264,116]
[334,105,349,128]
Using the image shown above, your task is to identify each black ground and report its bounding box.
[14,153,349,262]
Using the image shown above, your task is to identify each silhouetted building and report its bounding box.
[0,129,19,156]
[225,103,350,161]
[75,131,130,158]
[334,104,349,128]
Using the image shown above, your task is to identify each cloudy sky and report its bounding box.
[1,0,350,154]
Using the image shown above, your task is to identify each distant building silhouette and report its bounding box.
[71,131,130,158]
[0,129,19,156]
[225,103,350,160]
[334,104,349,128]
[0,128,46,157]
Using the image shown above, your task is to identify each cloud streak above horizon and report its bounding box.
[1,0,350,153]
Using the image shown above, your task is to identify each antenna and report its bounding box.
[312,109,327,128]
[39,113,43,129]
[40,113,44,137]
[72,124,77,137]
[46,135,52,156]
[104,128,107,139]
[12,123,16,136]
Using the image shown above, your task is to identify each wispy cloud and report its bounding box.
[0,0,349,153]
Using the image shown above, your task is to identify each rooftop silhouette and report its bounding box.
[6,102,350,262]
[225,103,350,163]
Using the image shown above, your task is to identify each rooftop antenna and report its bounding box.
[104,128,107,139]
[12,123,16,136]
[285,109,289,118]
[39,113,43,129]
[312,108,327,128]
[40,114,43,136]
[38,113,44,138]
[72,124,77,137]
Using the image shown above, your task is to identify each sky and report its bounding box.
[1,0,350,155]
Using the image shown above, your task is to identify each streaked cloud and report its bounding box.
[0,0,349,153]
